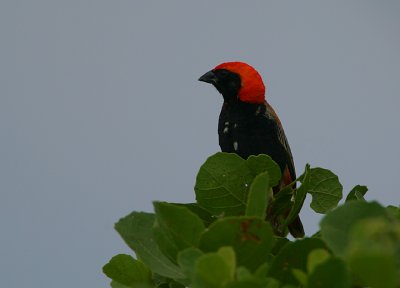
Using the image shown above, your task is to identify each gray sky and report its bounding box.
[1,1,399,287]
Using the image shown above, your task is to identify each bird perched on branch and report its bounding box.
[199,61,304,238]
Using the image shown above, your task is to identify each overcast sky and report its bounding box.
[1,1,400,287]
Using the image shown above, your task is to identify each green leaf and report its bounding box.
[226,280,269,288]
[348,256,397,288]
[345,185,368,202]
[152,224,180,264]
[177,247,204,279]
[173,203,215,226]
[103,254,152,287]
[236,266,252,280]
[270,237,290,256]
[228,266,279,288]
[306,258,351,288]
[194,153,282,217]
[195,153,253,216]
[311,230,321,238]
[193,251,234,288]
[307,168,343,213]
[292,269,307,286]
[268,238,326,285]
[200,216,275,271]
[181,247,235,288]
[217,247,236,279]
[115,212,184,279]
[153,202,205,261]
[269,186,293,220]
[110,280,135,288]
[254,262,270,278]
[152,273,173,287]
[320,201,388,256]
[246,154,281,187]
[306,249,330,274]
[345,218,400,288]
[246,172,270,218]
[386,205,400,221]
[280,164,310,230]
[168,281,185,288]
[228,277,281,288]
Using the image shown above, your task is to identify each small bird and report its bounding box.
[199,61,304,238]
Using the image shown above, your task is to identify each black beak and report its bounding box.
[198,70,217,84]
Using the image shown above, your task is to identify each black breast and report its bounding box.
[218,102,288,172]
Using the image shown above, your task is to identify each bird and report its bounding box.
[198,61,304,238]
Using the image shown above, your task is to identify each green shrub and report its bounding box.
[103,152,400,288]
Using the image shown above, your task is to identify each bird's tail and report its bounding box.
[288,215,304,238]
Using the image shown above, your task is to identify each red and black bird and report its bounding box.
[199,61,304,238]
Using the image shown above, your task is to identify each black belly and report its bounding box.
[218,107,287,173]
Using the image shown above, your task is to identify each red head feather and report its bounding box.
[213,62,266,104]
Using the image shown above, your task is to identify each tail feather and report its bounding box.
[288,215,304,238]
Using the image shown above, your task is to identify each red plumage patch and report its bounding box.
[214,62,266,104]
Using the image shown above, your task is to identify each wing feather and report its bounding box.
[263,102,296,185]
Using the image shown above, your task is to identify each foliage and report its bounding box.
[103,152,400,288]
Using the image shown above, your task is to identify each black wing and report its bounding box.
[263,101,296,184]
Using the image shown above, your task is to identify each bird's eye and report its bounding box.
[215,69,231,80]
